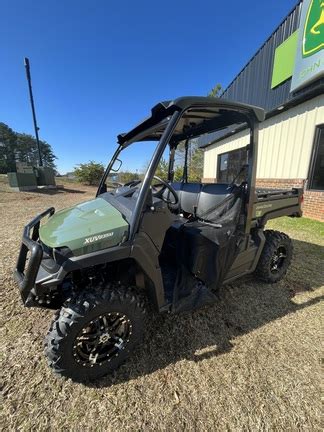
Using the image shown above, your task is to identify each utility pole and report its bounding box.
[24,57,43,166]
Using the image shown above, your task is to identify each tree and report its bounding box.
[0,123,16,173]
[155,157,169,180]
[74,161,105,185]
[173,165,184,182]
[208,83,222,97]
[173,139,204,183]
[118,171,140,184]
[188,143,204,182]
[0,122,57,173]
[16,133,57,169]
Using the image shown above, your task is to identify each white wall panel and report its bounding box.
[203,95,324,180]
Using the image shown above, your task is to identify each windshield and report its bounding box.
[103,140,169,191]
[100,115,174,192]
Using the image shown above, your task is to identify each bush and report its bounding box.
[118,171,140,184]
[74,161,104,185]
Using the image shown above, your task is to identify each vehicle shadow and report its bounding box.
[86,239,324,388]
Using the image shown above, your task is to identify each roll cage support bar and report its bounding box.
[130,110,181,239]
[97,105,260,239]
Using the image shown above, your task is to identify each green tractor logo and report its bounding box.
[303,0,324,57]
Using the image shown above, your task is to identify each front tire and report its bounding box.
[44,285,146,382]
[255,230,293,283]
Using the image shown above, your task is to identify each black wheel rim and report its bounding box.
[73,312,132,367]
[270,246,287,273]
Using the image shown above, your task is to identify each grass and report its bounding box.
[0,180,323,431]
[268,216,324,241]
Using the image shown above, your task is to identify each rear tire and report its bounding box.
[255,230,292,283]
[44,285,146,382]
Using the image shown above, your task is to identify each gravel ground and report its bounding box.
[0,179,323,431]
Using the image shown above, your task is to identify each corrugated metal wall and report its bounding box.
[203,95,324,180]
[221,1,303,112]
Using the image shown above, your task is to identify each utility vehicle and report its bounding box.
[14,97,302,381]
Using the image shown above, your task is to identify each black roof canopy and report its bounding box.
[118,96,264,146]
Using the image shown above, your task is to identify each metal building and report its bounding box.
[202,0,324,220]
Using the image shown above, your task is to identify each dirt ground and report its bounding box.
[0,179,323,431]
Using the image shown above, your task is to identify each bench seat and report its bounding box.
[170,182,234,218]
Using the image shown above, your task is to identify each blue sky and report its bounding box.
[0,0,297,173]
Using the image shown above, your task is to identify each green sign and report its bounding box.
[271,0,324,91]
[291,0,324,92]
[303,0,324,57]
[271,31,298,89]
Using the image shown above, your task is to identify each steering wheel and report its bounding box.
[124,179,142,188]
[151,175,179,205]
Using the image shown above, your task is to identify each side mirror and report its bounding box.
[111,159,122,172]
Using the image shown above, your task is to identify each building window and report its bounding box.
[217,147,248,183]
[308,125,324,191]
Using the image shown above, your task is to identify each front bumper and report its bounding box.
[14,207,55,306]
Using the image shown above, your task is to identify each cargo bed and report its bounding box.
[253,187,303,225]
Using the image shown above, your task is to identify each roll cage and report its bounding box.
[97,96,265,239]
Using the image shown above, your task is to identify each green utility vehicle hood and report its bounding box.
[39,197,129,256]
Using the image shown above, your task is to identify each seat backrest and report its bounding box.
[168,182,234,218]
[196,183,232,218]
[169,182,183,195]
[180,183,202,214]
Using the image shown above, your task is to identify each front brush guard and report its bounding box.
[14,207,55,305]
